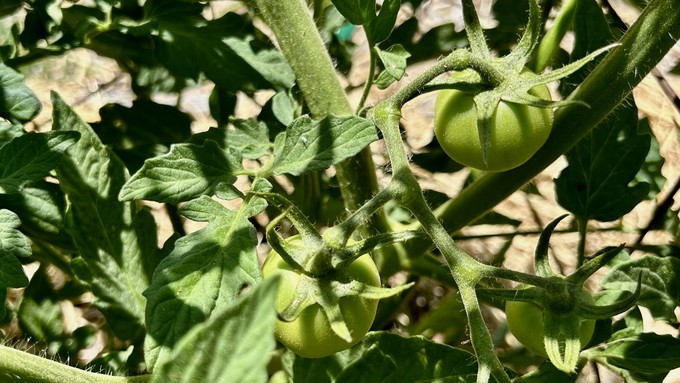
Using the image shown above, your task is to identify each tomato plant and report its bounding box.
[434,80,553,172]
[0,0,679,382]
[261,240,380,358]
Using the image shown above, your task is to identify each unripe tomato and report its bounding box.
[261,239,380,358]
[434,76,553,172]
[505,291,596,357]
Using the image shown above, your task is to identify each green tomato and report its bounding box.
[434,78,553,172]
[261,239,380,358]
[505,292,596,357]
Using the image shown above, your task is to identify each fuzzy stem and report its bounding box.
[372,97,508,381]
[357,48,378,113]
[0,345,150,383]
[330,186,399,244]
[251,0,384,219]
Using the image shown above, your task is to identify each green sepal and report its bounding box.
[567,244,625,285]
[472,91,502,166]
[255,191,330,275]
[423,69,486,95]
[534,214,568,278]
[503,0,542,71]
[543,310,583,373]
[578,272,642,320]
[277,271,414,342]
[477,286,543,304]
[461,0,490,59]
[519,44,617,89]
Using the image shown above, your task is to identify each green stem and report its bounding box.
[329,185,399,244]
[534,0,578,72]
[577,218,587,266]
[357,48,378,113]
[0,345,150,383]
[458,283,509,383]
[252,0,384,220]
[431,0,680,235]
[373,98,508,381]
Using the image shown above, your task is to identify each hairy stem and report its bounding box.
[372,96,508,381]
[0,345,150,383]
[357,48,378,113]
[252,0,384,221]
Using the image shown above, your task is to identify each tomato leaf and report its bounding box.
[374,44,410,89]
[0,122,24,147]
[634,118,666,199]
[367,0,400,44]
[0,181,74,253]
[0,131,79,194]
[554,0,652,223]
[513,361,578,383]
[145,2,294,92]
[190,119,272,160]
[91,100,193,173]
[330,0,377,27]
[0,0,22,18]
[600,254,680,321]
[272,115,378,176]
[17,266,64,343]
[554,103,651,222]
[143,196,262,370]
[119,140,243,204]
[51,92,159,341]
[150,276,279,383]
[0,209,30,289]
[283,332,478,382]
[0,62,41,123]
[590,333,680,375]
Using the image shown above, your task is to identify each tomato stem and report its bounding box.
[0,344,150,383]
[252,0,386,227]
[356,47,378,113]
[372,97,510,381]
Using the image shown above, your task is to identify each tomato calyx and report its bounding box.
[254,191,416,344]
[438,0,616,168]
[481,215,643,372]
[274,262,413,342]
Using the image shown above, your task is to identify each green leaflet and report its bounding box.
[0,63,41,123]
[150,276,279,383]
[600,254,680,320]
[555,0,652,223]
[143,196,262,371]
[52,92,160,341]
[144,0,295,92]
[272,115,378,176]
[0,131,80,194]
[119,140,244,204]
[0,209,30,290]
